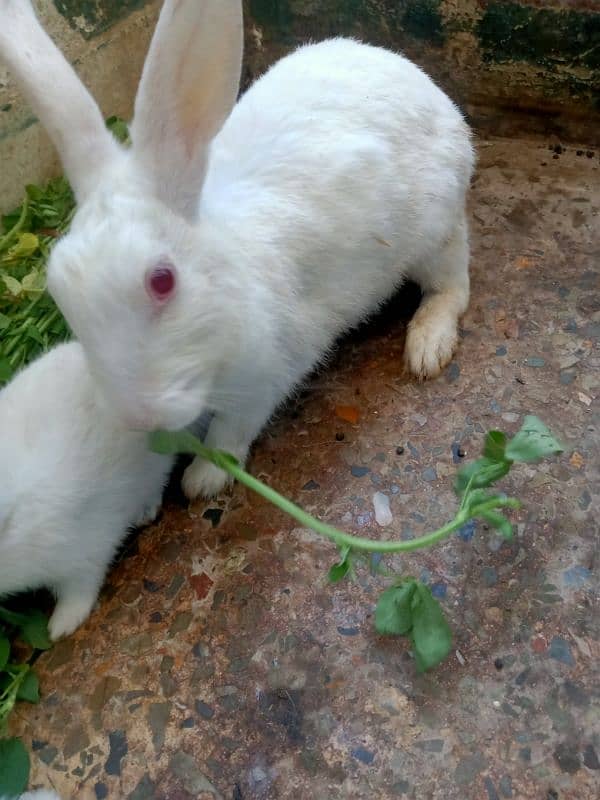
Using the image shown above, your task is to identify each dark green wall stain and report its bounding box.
[249,0,293,30]
[249,0,380,41]
[248,1,447,46]
[38,0,599,140]
[402,0,444,46]
[53,0,151,38]
[479,3,600,71]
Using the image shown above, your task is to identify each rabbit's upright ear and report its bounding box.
[0,1,123,202]
[131,0,243,222]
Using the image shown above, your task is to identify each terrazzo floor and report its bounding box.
[11,135,599,800]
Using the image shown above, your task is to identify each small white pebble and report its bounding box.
[578,391,592,406]
[493,700,501,708]
[251,766,267,783]
[372,492,393,526]
[455,649,465,666]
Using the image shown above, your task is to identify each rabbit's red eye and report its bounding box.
[146,262,176,303]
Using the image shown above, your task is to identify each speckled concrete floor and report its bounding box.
[11,136,599,800]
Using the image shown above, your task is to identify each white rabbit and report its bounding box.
[19,793,61,800]
[0,343,173,641]
[0,1,474,500]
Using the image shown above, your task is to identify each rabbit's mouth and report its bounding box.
[128,383,212,433]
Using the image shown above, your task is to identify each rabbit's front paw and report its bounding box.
[404,314,457,380]
[182,456,233,500]
[49,587,99,640]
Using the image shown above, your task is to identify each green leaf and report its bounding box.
[410,583,452,672]
[0,312,10,330]
[25,324,44,345]
[1,209,23,233]
[21,269,46,296]
[19,611,52,651]
[106,115,131,145]
[16,670,39,704]
[25,184,44,202]
[0,608,52,650]
[460,488,491,514]
[375,581,416,636]
[455,457,511,494]
[1,273,22,297]
[0,737,30,797]
[481,509,513,539]
[0,359,12,384]
[483,430,507,462]
[328,547,351,583]
[7,233,39,260]
[0,636,9,671]
[505,416,563,463]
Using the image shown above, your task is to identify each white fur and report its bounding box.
[4,792,62,800]
[0,343,173,640]
[0,1,120,202]
[1,1,474,500]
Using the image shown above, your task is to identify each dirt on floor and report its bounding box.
[11,136,599,799]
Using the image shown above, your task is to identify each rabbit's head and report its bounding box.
[0,1,244,430]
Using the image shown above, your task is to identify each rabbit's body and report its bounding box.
[207,38,471,342]
[179,39,473,495]
[0,343,173,640]
[0,2,474,499]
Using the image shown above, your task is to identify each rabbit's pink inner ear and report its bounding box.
[131,0,243,221]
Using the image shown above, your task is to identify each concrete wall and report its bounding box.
[0,1,161,212]
[242,1,600,144]
[1,0,598,212]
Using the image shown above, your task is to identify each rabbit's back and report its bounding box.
[209,38,473,213]
[204,38,473,342]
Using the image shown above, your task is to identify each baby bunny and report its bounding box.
[0,343,173,640]
[0,1,474,500]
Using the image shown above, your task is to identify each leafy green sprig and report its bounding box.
[150,416,563,671]
[0,177,74,384]
[0,116,130,386]
[0,607,51,796]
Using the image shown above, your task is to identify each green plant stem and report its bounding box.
[0,664,28,725]
[153,433,519,555]
[0,197,29,254]
[37,308,59,334]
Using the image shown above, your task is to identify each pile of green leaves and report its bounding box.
[0,177,74,385]
[150,416,563,672]
[0,607,51,796]
[0,117,129,387]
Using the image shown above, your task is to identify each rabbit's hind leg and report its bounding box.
[404,217,470,381]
